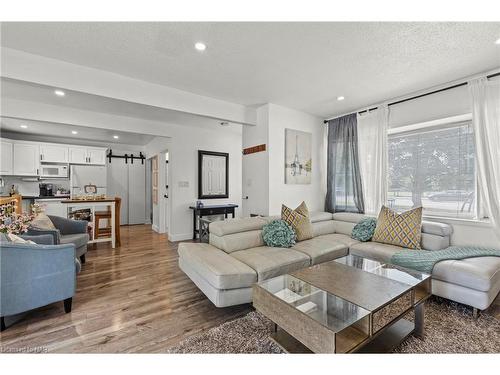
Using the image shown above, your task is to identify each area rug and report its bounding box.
[167,297,500,353]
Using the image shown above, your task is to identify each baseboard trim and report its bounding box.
[152,224,159,233]
[169,233,193,242]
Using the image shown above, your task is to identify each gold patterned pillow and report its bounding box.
[372,206,423,249]
[281,202,313,242]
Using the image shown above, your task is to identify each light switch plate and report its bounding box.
[178,181,189,188]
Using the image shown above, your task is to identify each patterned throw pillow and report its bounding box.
[30,213,56,230]
[351,217,377,242]
[372,206,423,249]
[281,202,313,242]
[262,220,296,248]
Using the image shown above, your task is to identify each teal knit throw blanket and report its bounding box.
[391,246,500,274]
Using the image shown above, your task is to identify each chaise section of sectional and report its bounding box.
[178,243,257,307]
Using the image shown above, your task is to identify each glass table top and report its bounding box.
[334,255,431,287]
[257,274,370,333]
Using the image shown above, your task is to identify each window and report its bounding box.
[388,122,476,219]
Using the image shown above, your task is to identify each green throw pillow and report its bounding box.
[262,220,296,248]
[351,217,377,242]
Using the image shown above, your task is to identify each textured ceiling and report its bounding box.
[1,22,500,117]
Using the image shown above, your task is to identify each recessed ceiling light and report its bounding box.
[113,135,119,139]
[20,124,28,129]
[495,38,500,45]
[337,96,345,101]
[194,42,207,51]
[71,130,78,135]
[54,89,65,97]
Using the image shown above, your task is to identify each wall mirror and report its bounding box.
[198,150,229,199]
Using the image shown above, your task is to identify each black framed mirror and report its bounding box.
[198,150,229,199]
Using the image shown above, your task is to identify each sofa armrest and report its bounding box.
[26,227,61,244]
[48,215,87,235]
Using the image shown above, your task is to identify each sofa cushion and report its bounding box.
[231,246,310,281]
[292,237,348,265]
[178,243,257,289]
[312,220,336,237]
[60,233,89,250]
[349,241,404,263]
[332,212,367,223]
[209,230,264,253]
[318,233,360,248]
[372,206,422,249]
[422,221,453,236]
[209,217,267,237]
[432,256,500,292]
[310,211,334,223]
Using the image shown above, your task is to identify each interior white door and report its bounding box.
[128,161,146,225]
[107,159,129,225]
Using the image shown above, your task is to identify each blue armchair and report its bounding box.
[27,215,89,264]
[0,233,77,331]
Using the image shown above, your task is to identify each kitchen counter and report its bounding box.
[23,195,71,200]
[61,197,116,203]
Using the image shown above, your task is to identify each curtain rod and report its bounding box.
[323,71,500,124]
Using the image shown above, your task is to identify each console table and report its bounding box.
[189,204,238,240]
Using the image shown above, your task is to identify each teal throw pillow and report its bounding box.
[351,217,377,242]
[262,220,296,248]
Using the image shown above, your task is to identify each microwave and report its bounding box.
[40,164,69,178]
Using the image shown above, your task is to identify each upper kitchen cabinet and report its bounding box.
[69,147,88,164]
[0,139,14,175]
[40,144,69,163]
[87,148,107,165]
[69,146,107,165]
[13,142,40,176]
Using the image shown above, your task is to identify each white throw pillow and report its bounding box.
[7,233,36,244]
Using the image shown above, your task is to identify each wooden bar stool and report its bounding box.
[94,197,121,247]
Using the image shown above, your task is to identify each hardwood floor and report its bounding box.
[0,225,251,353]
[1,225,498,353]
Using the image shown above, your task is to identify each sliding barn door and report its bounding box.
[128,161,146,225]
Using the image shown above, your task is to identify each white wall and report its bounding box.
[267,104,324,215]
[242,103,324,216]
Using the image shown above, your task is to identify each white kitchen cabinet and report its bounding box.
[69,147,106,165]
[0,139,13,175]
[36,199,67,217]
[69,147,88,164]
[40,144,69,163]
[87,148,106,165]
[13,142,40,176]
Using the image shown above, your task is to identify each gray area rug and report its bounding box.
[167,297,500,353]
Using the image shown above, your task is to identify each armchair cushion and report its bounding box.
[20,234,55,245]
[60,233,89,250]
[48,215,87,235]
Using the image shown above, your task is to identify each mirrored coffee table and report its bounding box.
[253,255,431,353]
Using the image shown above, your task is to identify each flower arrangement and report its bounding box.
[0,204,35,235]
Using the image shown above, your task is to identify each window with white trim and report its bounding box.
[387,121,477,219]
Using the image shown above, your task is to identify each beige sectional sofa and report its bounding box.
[178,212,500,313]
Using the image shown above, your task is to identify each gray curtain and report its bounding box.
[325,113,365,213]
